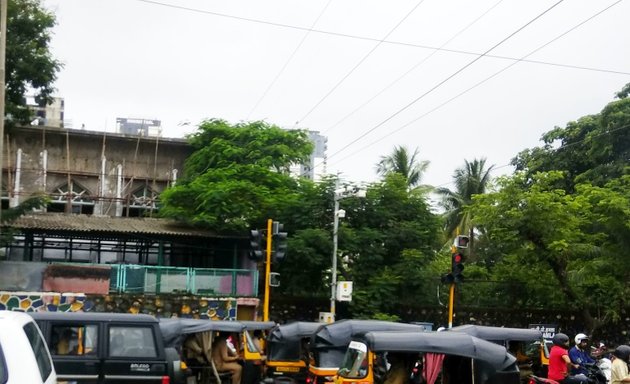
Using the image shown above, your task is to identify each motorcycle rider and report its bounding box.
[570,333,596,379]
[611,345,630,384]
[548,333,589,384]
[593,342,612,383]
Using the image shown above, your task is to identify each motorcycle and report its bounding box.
[528,364,606,384]
[528,376,558,384]
[583,362,607,384]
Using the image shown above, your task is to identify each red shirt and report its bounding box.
[548,345,569,381]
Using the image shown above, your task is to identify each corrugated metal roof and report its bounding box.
[5,213,229,238]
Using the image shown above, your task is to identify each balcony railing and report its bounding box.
[0,261,259,297]
[110,265,258,296]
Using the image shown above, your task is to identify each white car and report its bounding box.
[0,311,57,384]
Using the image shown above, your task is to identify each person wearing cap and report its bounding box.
[611,345,630,384]
[569,333,595,377]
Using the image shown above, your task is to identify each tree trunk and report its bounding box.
[547,256,596,331]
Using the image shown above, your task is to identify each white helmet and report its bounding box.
[575,333,589,344]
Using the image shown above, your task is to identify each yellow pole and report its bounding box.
[448,229,459,328]
[263,218,273,322]
[448,283,455,328]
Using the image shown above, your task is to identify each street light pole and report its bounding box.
[330,197,340,318]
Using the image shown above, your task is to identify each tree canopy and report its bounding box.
[375,146,429,189]
[6,0,62,124]
[159,119,313,233]
[465,83,630,330]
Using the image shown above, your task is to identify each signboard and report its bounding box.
[529,323,557,341]
[336,281,353,302]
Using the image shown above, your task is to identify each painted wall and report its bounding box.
[0,291,242,320]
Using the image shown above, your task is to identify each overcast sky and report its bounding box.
[42,0,630,188]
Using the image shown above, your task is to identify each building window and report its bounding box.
[124,186,158,217]
[48,181,94,214]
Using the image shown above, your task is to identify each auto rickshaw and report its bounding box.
[308,320,427,384]
[263,322,322,384]
[335,330,520,384]
[159,318,275,384]
[449,324,549,380]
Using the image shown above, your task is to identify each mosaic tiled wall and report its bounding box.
[0,292,90,312]
[0,291,238,320]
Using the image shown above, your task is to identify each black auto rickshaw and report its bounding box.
[449,324,548,380]
[263,322,322,384]
[308,320,427,384]
[159,318,274,384]
[335,330,520,384]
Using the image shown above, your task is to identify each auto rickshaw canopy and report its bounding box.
[449,324,543,343]
[159,318,246,348]
[360,331,517,372]
[266,321,321,361]
[311,319,426,349]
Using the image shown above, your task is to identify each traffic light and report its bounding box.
[272,231,288,263]
[452,252,465,283]
[440,273,454,284]
[248,229,265,261]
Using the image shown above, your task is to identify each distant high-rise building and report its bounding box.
[27,96,64,128]
[291,130,327,180]
[116,118,162,137]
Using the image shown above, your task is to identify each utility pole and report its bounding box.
[0,0,7,228]
[330,196,340,318]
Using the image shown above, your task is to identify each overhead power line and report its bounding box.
[136,0,630,78]
[322,0,566,166]
[432,120,630,189]
[321,0,507,134]
[246,0,335,120]
[324,0,624,169]
[294,0,428,127]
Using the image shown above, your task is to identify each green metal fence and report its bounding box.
[109,265,258,296]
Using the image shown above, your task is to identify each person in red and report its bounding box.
[548,333,588,384]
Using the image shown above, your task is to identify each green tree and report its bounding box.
[512,83,630,190]
[6,0,62,124]
[437,158,494,242]
[470,172,630,329]
[159,119,313,233]
[274,177,337,296]
[375,146,429,189]
[336,174,440,318]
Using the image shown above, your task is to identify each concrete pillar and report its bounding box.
[10,149,21,208]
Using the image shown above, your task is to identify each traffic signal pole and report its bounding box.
[448,282,455,328]
[448,242,456,329]
[263,218,273,321]
[446,233,470,328]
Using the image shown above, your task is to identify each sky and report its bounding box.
[41,0,630,189]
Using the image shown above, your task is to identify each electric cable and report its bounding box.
[432,120,630,189]
[321,0,507,134]
[135,0,630,77]
[322,0,566,167]
[246,0,335,120]
[294,0,428,127]
[324,0,624,171]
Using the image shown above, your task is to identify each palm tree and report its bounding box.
[437,158,494,240]
[376,146,430,189]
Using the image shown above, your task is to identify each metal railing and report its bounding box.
[109,265,259,296]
